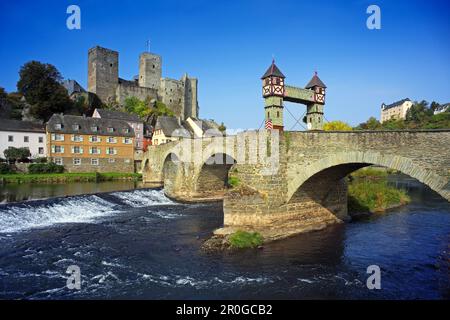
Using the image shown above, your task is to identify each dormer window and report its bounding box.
[73,124,80,131]
[91,126,98,132]
[107,127,114,133]
[55,123,62,130]
[124,128,130,133]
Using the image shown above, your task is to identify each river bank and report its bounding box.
[0,172,142,184]
[348,168,410,217]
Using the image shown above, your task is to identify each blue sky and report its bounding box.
[0,0,449,129]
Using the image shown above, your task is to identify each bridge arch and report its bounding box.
[286,151,450,204]
[193,152,237,199]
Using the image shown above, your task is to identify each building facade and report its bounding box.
[0,119,47,159]
[92,108,145,151]
[46,114,135,173]
[87,46,199,120]
[380,98,413,123]
[152,116,188,146]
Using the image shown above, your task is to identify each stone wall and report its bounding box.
[62,157,134,173]
[116,81,158,106]
[88,46,119,104]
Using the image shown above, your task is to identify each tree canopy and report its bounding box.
[355,101,449,130]
[17,61,73,121]
[4,147,31,163]
[323,120,353,131]
[124,96,174,121]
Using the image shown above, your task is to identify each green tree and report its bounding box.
[17,61,73,121]
[323,120,352,131]
[4,147,31,163]
[355,117,382,130]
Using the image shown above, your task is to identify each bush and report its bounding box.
[28,162,64,174]
[227,176,240,188]
[0,163,14,174]
[33,157,47,163]
[229,230,263,249]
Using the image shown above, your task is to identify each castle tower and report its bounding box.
[139,52,162,89]
[261,60,285,130]
[305,72,326,130]
[88,46,118,103]
[183,74,198,120]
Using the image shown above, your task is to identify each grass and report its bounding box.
[228,230,263,249]
[348,169,410,213]
[0,172,142,184]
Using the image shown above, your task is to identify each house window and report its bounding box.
[72,146,82,154]
[55,123,62,130]
[38,147,44,154]
[108,158,115,163]
[90,135,99,142]
[123,138,132,144]
[124,128,130,133]
[24,136,29,142]
[90,147,100,154]
[38,137,44,143]
[54,158,63,165]
[91,158,99,166]
[54,145,64,153]
[73,124,80,131]
[154,139,158,145]
[52,134,64,141]
[91,126,98,132]
[124,159,131,163]
[73,158,81,165]
[107,127,114,133]
[8,135,13,142]
[106,147,116,155]
[73,135,83,142]
[107,137,117,143]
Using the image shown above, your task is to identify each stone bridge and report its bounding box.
[142,130,450,239]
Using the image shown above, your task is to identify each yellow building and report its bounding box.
[46,114,135,172]
[380,98,413,123]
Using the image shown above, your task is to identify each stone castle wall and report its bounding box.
[88,46,198,119]
[116,80,158,106]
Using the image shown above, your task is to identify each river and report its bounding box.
[0,175,448,299]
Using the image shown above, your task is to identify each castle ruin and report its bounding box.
[88,46,199,120]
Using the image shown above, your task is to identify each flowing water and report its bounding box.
[0,176,448,299]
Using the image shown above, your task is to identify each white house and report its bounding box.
[380,98,413,123]
[434,103,449,115]
[0,119,47,159]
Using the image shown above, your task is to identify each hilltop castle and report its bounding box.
[88,46,199,120]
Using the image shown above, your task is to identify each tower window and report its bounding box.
[153,64,155,68]
[267,112,270,118]
[277,111,280,117]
